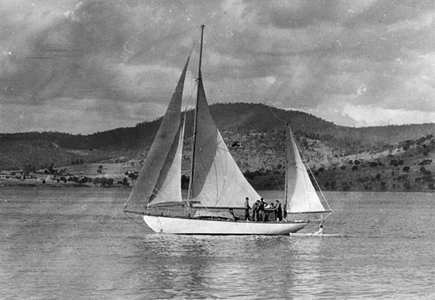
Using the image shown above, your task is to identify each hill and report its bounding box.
[1,103,434,192]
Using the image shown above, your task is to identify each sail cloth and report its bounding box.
[190,78,261,208]
[150,119,185,205]
[125,58,189,211]
[285,125,327,213]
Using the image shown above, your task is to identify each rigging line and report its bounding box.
[188,25,206,201]
[149,187,174,203]
[217,142,233,153]
[190,137,235,211]
[209,31,272,105]
[215,141,236,207]
[189,33,199,57]
[207,34,245,104]
[185,27,204,124]
[184,29,202,112]
[149,118,186,204]
[185,81,195,112]
[184,80,199,141]
[123,210,148,228]
[271,168,285,192]
[189,149,219,213]
[268,106,287,123]
[192,36,241,155]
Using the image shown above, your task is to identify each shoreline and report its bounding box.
[0,178,131,189]
[1,178,433,193]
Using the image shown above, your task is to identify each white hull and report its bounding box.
[143,215,307,235]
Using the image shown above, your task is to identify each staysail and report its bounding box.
[124,58,189,212]
[189,77,261,208]
[285,125,328,214]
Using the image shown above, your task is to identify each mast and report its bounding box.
[284,124,290,217]
[188,24,205,200]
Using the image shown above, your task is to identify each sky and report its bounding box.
[1,0,435,134]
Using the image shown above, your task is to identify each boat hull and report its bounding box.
[143,215,307,235]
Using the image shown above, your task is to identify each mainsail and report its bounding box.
[285,125,328,214]
[125,58,189,212]
[189,77,261,208]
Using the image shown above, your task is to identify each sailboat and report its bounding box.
[123,25,331,235]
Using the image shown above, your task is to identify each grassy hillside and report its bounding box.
[1,103,434,191]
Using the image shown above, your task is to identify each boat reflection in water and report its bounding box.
[134,234,323,298]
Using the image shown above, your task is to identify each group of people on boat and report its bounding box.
[244,197,283,222]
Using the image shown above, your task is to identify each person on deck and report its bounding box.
[258,198,266,222]
[274,200,283,221]
[252,200,259,222]
[313,223,324,235]
[244,197,250,221]
[264,202,273,221]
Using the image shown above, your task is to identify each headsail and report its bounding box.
[189,78,260,208]
[285,125,328,214]
[149,118,185,206]
[124,58,189,212]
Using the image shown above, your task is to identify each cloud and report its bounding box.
[309,98,435,128]
[1,0,434,134]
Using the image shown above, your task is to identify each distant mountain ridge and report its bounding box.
[1,102,434,171]
[2,102,434,146]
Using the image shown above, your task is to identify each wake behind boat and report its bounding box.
[123,25,332,235]
[290,233,343,238]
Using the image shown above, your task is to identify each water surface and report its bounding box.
[1,188,434,299]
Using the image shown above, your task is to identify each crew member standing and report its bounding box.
[244,197,250,221]
[258,198,266,222]
[274,200,283,221]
